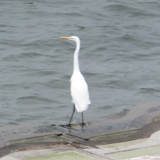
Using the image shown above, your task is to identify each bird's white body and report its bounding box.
[70,71,90,112]
[60,36,90,125]
[69,36,90,113]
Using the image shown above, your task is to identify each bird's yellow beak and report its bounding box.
[59,37,71,39]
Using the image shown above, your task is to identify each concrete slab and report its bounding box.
[23,151,99,160]
[0,124,68,148]
[62,102,160,142]
[125,155,160,160]
[1,102,160,160]
[100,138,148,148]
[0,144,107,160]
[97,130,160,154]
[84,130,160,159]
[107,145,160,159]
[0,157,18,160]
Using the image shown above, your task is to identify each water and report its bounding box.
[0,0,160,126]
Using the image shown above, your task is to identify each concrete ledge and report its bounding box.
[1,102,160,160]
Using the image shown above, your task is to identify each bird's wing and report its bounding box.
[70,72,91,112]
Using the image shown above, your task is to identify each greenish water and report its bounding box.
[0,0,160,126]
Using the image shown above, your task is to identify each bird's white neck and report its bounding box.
[73,39,80,73]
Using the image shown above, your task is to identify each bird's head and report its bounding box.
[60,36,80,44]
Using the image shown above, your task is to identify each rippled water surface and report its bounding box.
[0,0,160,126]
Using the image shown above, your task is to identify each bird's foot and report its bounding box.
[81,122,86,126]
[66,124,72,127]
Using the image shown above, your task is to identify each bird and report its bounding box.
[60,36,91,126]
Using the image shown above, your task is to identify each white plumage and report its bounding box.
[70,71,91,112]
[60,36,91,125]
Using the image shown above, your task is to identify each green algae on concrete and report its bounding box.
[7,135,70,146]
[108,145,160,159]
[100,138,147,148]
[90,130,139,142]
[23,151,98,160]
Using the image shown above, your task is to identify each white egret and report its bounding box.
[60,36,91,126]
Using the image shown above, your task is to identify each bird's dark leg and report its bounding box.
[68,104,75,126]
[81,112,85,126]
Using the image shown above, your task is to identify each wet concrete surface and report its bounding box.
[0,102,160,158]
